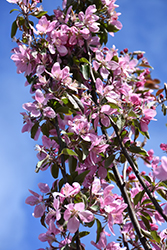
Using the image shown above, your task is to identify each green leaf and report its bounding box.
[141,228,153,239]
[74,170,90,184]
[116,115,125,131]
[81,64,90,80]
[157,189,167,200]
[11,20,17,38]
[56,106,73,115]
[90,204,100,212]
[41,122,50,137]
[140,211,152,221]
[109,103,120,109]
[35,155,49,173]
[66,93,80,110]
[105,154,115,168]
[40,213,47,228]
[141,199,152,206]
[142,175,152,184]
[160,180,167,188]
[150,230,161,244]
[79,231,90,238]
[61,97,69,105]
[80,57,90,64]
[51,163,59,179]
[10,8,19,14]
[162,103,167,116]
[104,23,119,33]
[60,148,78,157]
[31,122,39,139]
[96,219,103,243]
[140,215,150,230]
[128,110,138,118]
[84,219,95,228]
[128,145,148,156]
[107,171,116,183]
[32,11,48,18]
[133,190,145,206]
[68,156,77,174]
[71,94,84,113]
[59,178,64,191]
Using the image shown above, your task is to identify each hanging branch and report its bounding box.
[108,116,167,222]
[112,163,152,250]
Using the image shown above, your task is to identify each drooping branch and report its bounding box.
[109,116,167,222]
[112,163,152,250]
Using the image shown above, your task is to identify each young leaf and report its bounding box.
[74,170,90,184]
[128,145,148,156]
[96,218,103,243]
[32,11,48,18]
[105,154,115,168]
[11,20,17,38]
[51,163,59,179]
[81,64,90,80]
[79,231,90,238]
[133,190,145,206]
[150,230,161,244]
[31,122,39,139]
[35,155,49,173]
[116,115,125,131]
[10,9,19,14]
[60,148,78,157]
[68,156,77,174]
[80,57,90,64]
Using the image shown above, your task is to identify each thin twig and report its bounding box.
[112,163,152,250]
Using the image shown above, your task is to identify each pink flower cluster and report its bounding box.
[8,0,167,249]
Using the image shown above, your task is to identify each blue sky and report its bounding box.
[1,0,167,249]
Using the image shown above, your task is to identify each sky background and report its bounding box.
[1,0,167,249]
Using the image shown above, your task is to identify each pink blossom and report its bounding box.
[77,5,100,33]
[92,177,102,195]
[64,202,94,233]
[36,16,56,34]
[38,219,60,245]
[91,231,107,249]
[160,143,167,152]
[61,182,80,197]
[49,28,68,56]
[153,156,167,181]
[93,49,119,79]
[98,166,107,179]
[53,182,81,202]
[95,78,119,103]
[105,199,127,235]
[140,108,157,132]
[23,89,56,119]
[11,44,38,76]
[25,188,46,218]
[20,112,41,140]
[38,183,50,193]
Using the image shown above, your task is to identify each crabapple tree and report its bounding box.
[8,0,167,249]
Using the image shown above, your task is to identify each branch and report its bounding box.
[109,116,167,222]
[112,163,152,250]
